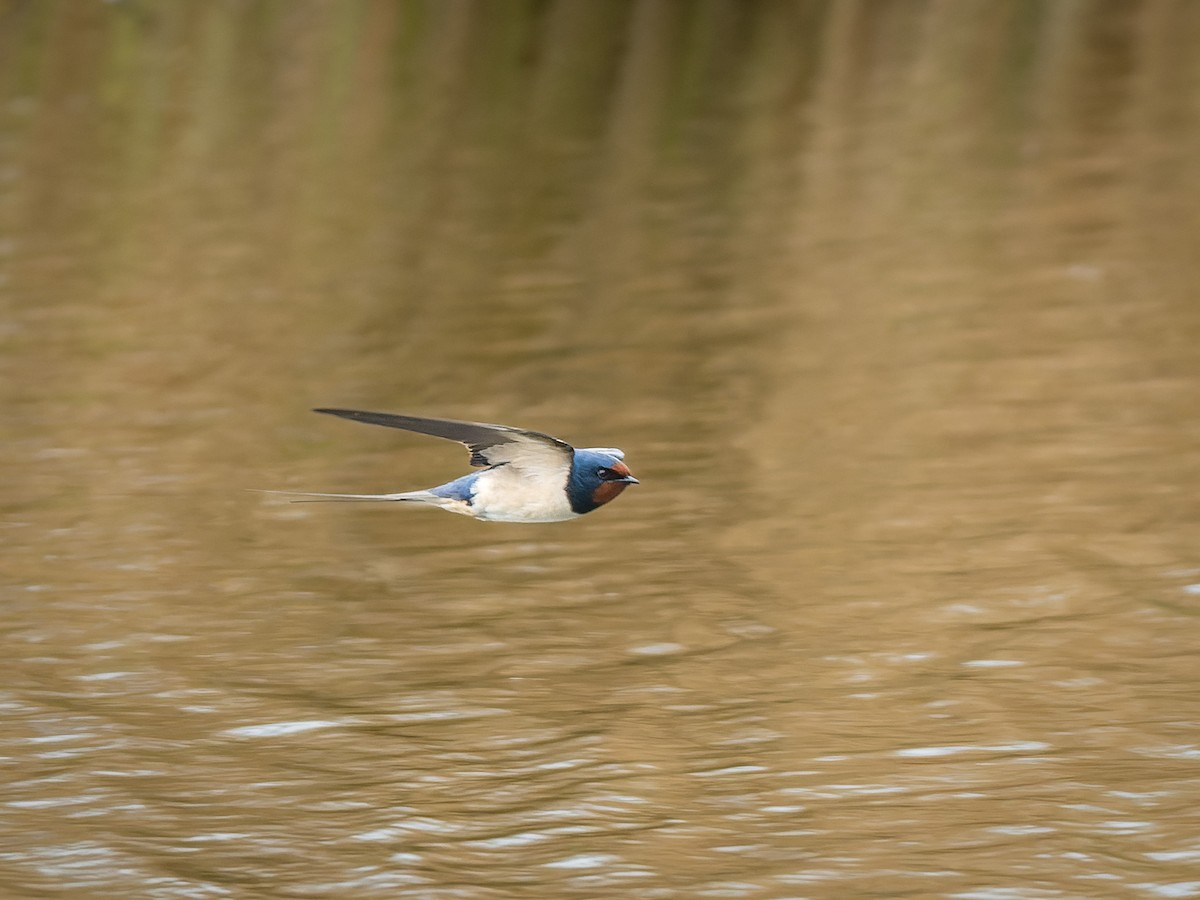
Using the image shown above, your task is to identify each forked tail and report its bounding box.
[251,489,434,504]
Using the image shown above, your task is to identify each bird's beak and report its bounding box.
[617,475,639,485]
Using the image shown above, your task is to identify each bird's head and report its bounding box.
[566,448,639,515]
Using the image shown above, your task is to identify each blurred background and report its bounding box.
[3,1,1200,896]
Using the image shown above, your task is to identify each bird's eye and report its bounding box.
[596,467,611,479]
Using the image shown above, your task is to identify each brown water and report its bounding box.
[3,2,1200,897]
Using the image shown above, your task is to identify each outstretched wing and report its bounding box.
[313,408,575,477]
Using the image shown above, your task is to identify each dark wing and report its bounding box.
[313,408,575,474]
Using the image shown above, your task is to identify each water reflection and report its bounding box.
[4,2,1200,897]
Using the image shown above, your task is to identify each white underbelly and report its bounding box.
[469,469,576,523]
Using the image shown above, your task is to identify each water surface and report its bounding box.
[3,3,1200,897]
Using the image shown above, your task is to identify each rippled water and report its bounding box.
[4,3,1200,897]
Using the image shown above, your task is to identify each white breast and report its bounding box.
[469,467,577,523]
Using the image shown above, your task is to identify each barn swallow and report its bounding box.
[264,408,638,523]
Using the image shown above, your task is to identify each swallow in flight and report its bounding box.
[265,408,638,523]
